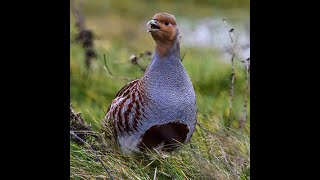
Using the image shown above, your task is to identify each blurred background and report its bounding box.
[70,0,250,131]
[70,0,250,179]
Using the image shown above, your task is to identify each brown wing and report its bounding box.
[106,79,140,113]
[105,79,141,134]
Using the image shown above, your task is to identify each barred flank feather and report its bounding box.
[106,79,149,135]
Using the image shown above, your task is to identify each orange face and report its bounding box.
[147,13,178,43]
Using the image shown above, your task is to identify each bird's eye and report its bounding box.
[164,22,169,26]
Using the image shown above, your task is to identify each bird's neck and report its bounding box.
[141,38,191,92]
[154,38,180,58]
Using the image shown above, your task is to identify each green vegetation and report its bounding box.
[70,0,250,179]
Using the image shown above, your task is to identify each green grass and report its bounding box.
[70,1,250,179]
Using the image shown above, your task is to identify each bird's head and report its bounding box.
[147,13,180,56]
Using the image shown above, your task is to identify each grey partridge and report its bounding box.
[105,13,197,155]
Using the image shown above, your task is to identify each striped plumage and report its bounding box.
[106,79,149,135]
[105,13,197,155]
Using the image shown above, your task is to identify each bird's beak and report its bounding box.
[147,19,160,32]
